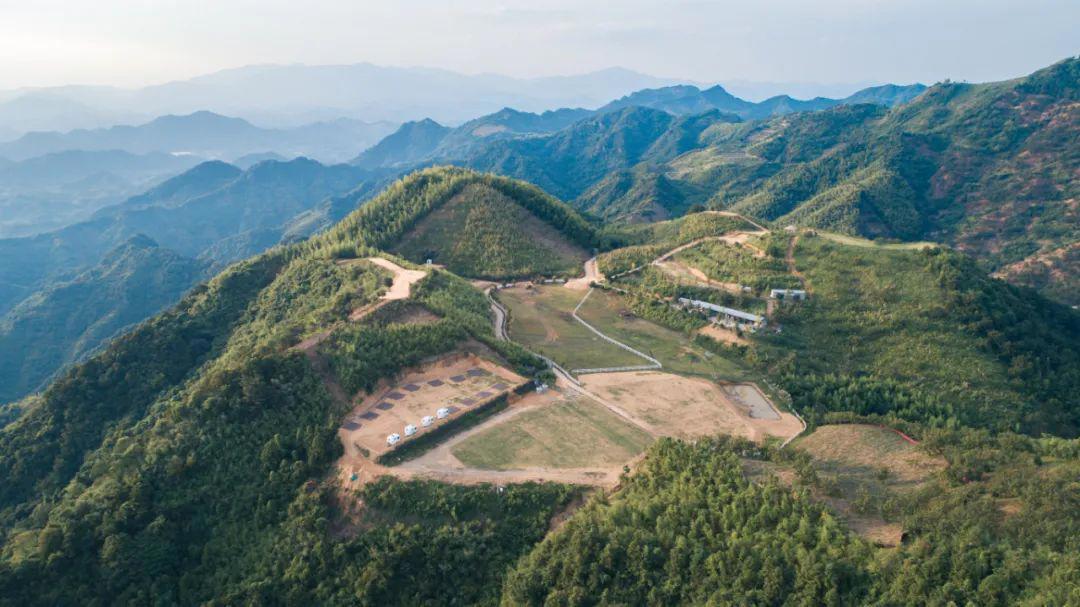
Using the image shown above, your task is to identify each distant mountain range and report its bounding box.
[598,83,927,119]
[0,150,204,238]
[0,64,692,135]
[0,111,396,164]
[0,156,385,403]
[349,81,925,172]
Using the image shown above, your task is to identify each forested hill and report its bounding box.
[0,165,1076,605]
[310,167,597,279]
[342,57,1078,304]
[0,157,369,316]
[0,157,377,406]
[0,166,569,604]
[0,236,208,404]
[720,56,1080,305]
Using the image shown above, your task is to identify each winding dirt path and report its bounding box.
[565,256,604,291]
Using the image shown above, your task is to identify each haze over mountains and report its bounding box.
[0,63,692,135]
[0,111,395,164]
[0,20,1077,600]
[0,55,1075,426]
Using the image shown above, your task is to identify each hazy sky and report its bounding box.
[1,0,1077,89]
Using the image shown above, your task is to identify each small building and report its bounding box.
[769,288,807,301]
[678,297,766,329]
[386,433,401,446]
[404,424,418,437]
[421,415,434,427]
[436,407,450,419]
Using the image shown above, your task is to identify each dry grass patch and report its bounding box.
[451,396,653,470]
[793,424,946,492]
[582,371,802,442]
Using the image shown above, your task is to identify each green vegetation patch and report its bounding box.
[498,286,645,370]
[766,234,1080,435]
[503,438,874,605]
[452,397,652,470]
[674,238,801,294]
[575,288,750,379]
[393,182,589,279]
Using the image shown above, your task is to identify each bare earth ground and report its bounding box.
[564,257,604,291]
[654,258,748,295]
[337,353,526,459]
[695,324,749,346]
[581,371,802,442]
[348,257,427,320]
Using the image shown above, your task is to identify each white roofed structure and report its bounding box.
[678,297,765,326]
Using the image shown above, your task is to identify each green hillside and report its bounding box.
[766,233,1080,435]
[718,58,1080,305]
[0,162,1076,606]
[393,182,589,278]
[315,167,597,279]
[0,168,564,604]
[0,236,208,404]
[367,58,1077,305]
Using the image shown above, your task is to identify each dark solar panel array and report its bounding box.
[376,402,394,411]
[360,412,379,420]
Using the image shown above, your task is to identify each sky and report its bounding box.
[1,0,1077,90]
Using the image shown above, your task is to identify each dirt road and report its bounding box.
[565,256,604,291]
[365,257,427,301]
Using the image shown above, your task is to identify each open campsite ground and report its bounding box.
[574,288,751,379]
[581,371,802,442]
[451,395,653,470]
[498,285,647,370]
[336,353,526,459]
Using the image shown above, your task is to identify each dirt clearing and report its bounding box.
[581,371,801,442]
[336,353,526,460]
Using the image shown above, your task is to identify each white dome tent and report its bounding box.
[386,433,401,446]
[436,407,450,419]
[421,415,434,427]
[404,424,417,437]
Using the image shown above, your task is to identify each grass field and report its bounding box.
[575,288,751,379]
[816,231,937,250]
[451,397,653,469]
[498,286,646,370]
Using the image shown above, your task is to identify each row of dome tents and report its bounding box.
[386,406,450,446]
